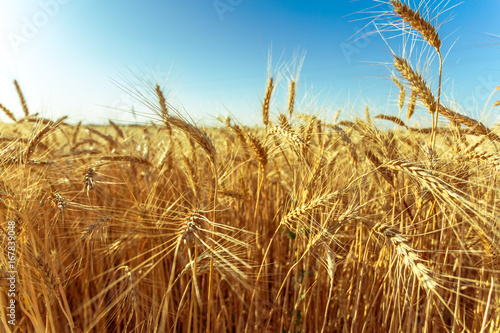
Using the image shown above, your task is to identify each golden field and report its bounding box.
[1,1,500,332]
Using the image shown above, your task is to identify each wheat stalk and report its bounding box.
[389,0,443,148]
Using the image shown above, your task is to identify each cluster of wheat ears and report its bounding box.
[1,1,500,332]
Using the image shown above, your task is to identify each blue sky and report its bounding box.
[0,0,499,126]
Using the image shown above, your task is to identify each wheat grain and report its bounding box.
[390,0,441,50]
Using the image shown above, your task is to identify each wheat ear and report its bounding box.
[390,0,441,49]
[375,114,407,128]
[13,80,29,117]
[247,133,268,170]
[373,223,437,292]
[278,113,292,131]
[288,79,296,118]
[262,77,274,127]
[155,84,172,134]
[86,127,118,147]
[0,103,16,122]
[108,120,124,139]
[165,116,217,167]
[407,90,418,121]
[24,117,65,161]
[392,76,406,112]
[394,56,436,114]
[394,56,499,141]
[390,1,443,148]
[280,190,346,233]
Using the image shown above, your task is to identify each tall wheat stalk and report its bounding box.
[390,0,442,149]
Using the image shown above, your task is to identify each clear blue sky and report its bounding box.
[0,0,499,126]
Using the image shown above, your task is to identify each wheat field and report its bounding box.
[1,1,500,332]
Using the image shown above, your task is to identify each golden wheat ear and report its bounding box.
[391,76,406,112]
[108,120,124,139]
[407,89,418,121]
[393,56,436,115]
[262,77,274,127]
[165,116,217,167]
[390,0,441,50]
[287,79,296,118]
[374,114,407,129]
[0,103,16,122]
[247,133,268,170]
[14,79,30,117]
[24,116,66,161]
[390,0,443,148]
[373,223,437,292]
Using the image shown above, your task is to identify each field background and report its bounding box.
[2,1,500,333]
